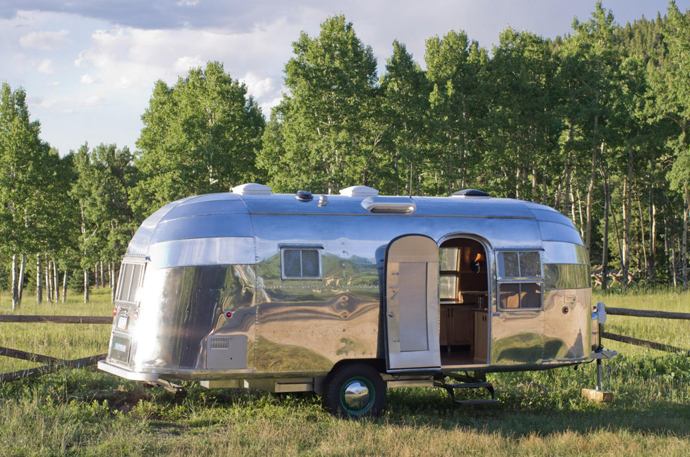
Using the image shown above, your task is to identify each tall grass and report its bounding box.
[0,289,688,456]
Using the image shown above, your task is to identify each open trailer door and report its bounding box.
[385,235,441,371]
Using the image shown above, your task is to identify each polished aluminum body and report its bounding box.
[99,188,594,388]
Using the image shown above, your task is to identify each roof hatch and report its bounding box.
[339,185,379,197]
[232,183,272,196]
[451,189,490,198]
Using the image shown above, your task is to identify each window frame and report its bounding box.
[280,245,323,280]
[495,250,544,311]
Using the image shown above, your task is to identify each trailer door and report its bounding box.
[385,235,441,371]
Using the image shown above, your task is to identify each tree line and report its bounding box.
[1,2,689,308]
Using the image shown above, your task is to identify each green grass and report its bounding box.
[0,288,112,373]
[0,289,688,456]
[593,290,690,356]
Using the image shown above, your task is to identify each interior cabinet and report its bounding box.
[440,305,473,346]
[474,310,488,362]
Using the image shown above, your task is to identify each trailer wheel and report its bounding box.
[323,363,386,418]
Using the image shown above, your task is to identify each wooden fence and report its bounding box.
[601,306,690,354]
[0,306,687,383]
[0,314,111,382]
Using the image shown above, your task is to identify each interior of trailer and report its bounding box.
[439,238,489,366]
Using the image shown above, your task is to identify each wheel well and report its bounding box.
[316,358,385,394]
[329,358,385,376]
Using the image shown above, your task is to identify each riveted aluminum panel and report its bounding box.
[148,237,256,268]
[543,288,592,362]
[538,221,583,244]
[151,213,253,243]
[542,241,589,264]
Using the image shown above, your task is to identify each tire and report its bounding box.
[323,363,386,418]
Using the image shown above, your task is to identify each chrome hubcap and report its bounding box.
[342,379,371,411]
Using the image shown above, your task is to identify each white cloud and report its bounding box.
[80,73,95,84]
[176,0,201,6]
[241,72,273,99]
[37,59,54,74]
[70,19,303,115]
[19,29,69,50]
[174,55,204,72]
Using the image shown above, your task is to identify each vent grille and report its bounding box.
[209,336,231,350]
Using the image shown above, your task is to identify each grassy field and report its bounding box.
[0,289,688,456]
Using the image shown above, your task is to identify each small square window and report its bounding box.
[498,252,520,278]
[439,275,458,301]
[301,250,320,277]
[281,248,322,279]
[498,283,542,310]
[499,283,521,309]
[519,252,541,278]
[498,251,541,279]
[520,282,542,308]
[440,247,459,271]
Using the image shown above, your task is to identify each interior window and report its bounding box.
[282,248,322,279]
[497,251,542,310]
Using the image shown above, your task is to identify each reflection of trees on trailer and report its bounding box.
[99,184,599,417]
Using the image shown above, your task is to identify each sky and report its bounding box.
[1,0,688,155]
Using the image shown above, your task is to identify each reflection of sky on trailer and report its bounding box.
[99,183,597,416]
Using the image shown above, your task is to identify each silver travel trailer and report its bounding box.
[99,183,599,417]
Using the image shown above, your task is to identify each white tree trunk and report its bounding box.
[83,269,89,303]
[53,260,59,303]
[36,253,42,304]
[62,271,68,304]
[17,254,26,304]
[110,262,116,303]
[11,254,19,310]
[45,255,52,303]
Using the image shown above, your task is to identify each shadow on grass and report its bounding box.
[2,366,688,440]
[384,388,690,438]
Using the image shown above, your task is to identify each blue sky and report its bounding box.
[1,0,688,155]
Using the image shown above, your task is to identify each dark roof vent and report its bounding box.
[295,190,313,202]
[452,189,490,198]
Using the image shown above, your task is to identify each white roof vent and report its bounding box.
[232,183,272,196]
[339,185,379,198]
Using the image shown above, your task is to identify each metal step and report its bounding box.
[439,381,492,390]
[453,398,500,406]
[434,378,497,405]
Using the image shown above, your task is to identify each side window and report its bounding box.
[281,248,322,279]
[497,251,542,310]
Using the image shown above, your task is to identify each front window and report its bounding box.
[497,251,543,310]
[116,260,146,304]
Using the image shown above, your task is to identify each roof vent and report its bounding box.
[232,183,272,196]
[452,189,490,198]
[362,196,415,214]
[295,190,313,202]
[339,185,379,198]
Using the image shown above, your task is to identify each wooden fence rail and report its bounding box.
[1,307,688,382]
[602,305,690,353]
[605,307,690,320]
[0,315,112,324]
[0,314,111,383]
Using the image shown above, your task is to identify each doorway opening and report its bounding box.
[439,237,489,366]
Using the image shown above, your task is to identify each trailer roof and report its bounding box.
[127,191,578,256]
